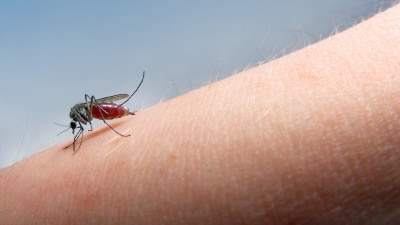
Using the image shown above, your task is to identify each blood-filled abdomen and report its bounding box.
[91,102,133,120]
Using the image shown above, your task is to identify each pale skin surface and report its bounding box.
[1,4,400,225]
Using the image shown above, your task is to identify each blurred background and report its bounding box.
[0,0,397,168]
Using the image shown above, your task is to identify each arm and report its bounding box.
[1,4,400,225]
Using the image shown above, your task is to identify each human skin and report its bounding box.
[1,4,400,225]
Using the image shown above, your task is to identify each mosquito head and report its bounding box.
[70,121,77,134]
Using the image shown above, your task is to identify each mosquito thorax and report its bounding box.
[70,104,91,124]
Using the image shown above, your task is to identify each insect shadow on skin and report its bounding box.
[59,71,145,154]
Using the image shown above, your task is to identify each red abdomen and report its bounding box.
[91,103,132,120]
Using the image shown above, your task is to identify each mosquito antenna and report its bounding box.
[57,127,70,136]
[54,122,71,136]
[117,71,145,107]
[54,122,69,127]
[73,125,84,153]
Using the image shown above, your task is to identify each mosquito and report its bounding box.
[63,71,145,153]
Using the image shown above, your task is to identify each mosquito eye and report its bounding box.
[70,121,77,129]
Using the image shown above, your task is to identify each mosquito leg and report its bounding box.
[63,142,73,149]
[117,71,145,107]
[85,94,92,105]
[82,94,96,132]
[73,126,84,154]
[101,119,130,137]
[63,122,84,152]
[70,123,84,153]
[84,93,93,116]
[88,121,93,132]
[85,93,97,116]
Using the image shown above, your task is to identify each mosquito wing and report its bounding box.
[96,94,129,103]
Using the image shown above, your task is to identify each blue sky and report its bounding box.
[0,0,395,167]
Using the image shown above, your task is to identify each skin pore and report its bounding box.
[1,3,399,225]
